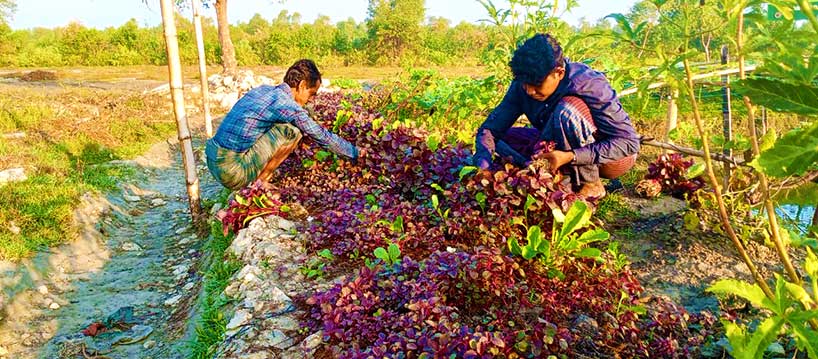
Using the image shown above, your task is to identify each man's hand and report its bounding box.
[541,150,574,173]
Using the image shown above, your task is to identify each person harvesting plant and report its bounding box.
[206,59,359,190]
[473,33,640,198]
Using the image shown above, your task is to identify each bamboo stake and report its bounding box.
[737,11,800,285]
[191,0,213,138]
[160,0,203,224]
[641,138,746,166]
[664,88,678,152]
[721,45,733,190]
[682,56,774,299]
[619,65,757,96]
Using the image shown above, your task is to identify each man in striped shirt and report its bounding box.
[206,59,358,190]
[473,34,640,199]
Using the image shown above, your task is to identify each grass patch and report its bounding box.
[597,193,638,223]
[189,214,241,359]
[0,84,177,260]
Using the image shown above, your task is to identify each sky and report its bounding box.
[9,0,639,30]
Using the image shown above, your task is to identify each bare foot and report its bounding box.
[578,180,606,199]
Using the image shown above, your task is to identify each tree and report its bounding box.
[214,0,237,74]
[366,0,425,63]
[0,0,14,26]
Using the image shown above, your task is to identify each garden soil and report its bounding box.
[0,135,222,358]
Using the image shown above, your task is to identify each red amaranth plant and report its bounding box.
[645,153,705,199]
[216,181,286,236]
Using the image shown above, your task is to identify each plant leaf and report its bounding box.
[374,247,388,262]
[751,121,818,177]
[508,237,523,256]
[559,200,591,239]
[551,208,566,223]
[459,166,478,181]
[392,216,404,233]
[576,247,602,258]
[707,279,772,309]
[686,162,705,179]
[787,312,818,359]
[388,243,401,261]
[733,78,818,116]
[577,228,610,244]
[527,225,543,253]
[521,246,537,260]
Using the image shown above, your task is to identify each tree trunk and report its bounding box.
[215,0,237,74]
[160,0,204,225]
[192,0,213,137]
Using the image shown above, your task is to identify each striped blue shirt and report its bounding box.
[212,83,358,160]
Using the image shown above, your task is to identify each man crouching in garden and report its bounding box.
[472,34,640,199]
[206,59,359,190]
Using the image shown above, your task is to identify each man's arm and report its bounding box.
[473,82,523,168]
[287,108,359,160]
[572,76,640,165]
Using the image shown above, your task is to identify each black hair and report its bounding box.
[283,59,322,88]
[509,33,564,85]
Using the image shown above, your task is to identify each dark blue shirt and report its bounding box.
[474,61,640,166]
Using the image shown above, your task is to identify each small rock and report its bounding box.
[175,227,187,235]
[36,285,49,295]
[300,331,322,351]
[0,168,26,184]
[150,198,166,207]
[183,282,195,291]
[21,333,31,340]
[268,287,294,315]
[164,295,182,307]
[266,316,299,331]
[143,340,156,349]
[49,302,60,310]
[0,345,8,355]
[121,242,143,251]
[2,132,25,139]
[221,92,239,109]
[226,309,252,330]
[264,329,293,349]
[172,264,190,277]
[124,194,141,202]
[8,221,20,235]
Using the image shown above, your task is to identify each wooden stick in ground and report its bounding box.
[664,88,678,153]
[191,0,213,138]
[160,0,204,224]
[737,11,800,285]
[682,56,774,299]
[640,138,747,167]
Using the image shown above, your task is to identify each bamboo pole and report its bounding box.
[641,138,746,166]
[160,0,203,223]
[721,45,733,189]
[619,65,757,96]
[191,0,213,138]
[664,88,679,152]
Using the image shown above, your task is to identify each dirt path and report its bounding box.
[0,139,219,359]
